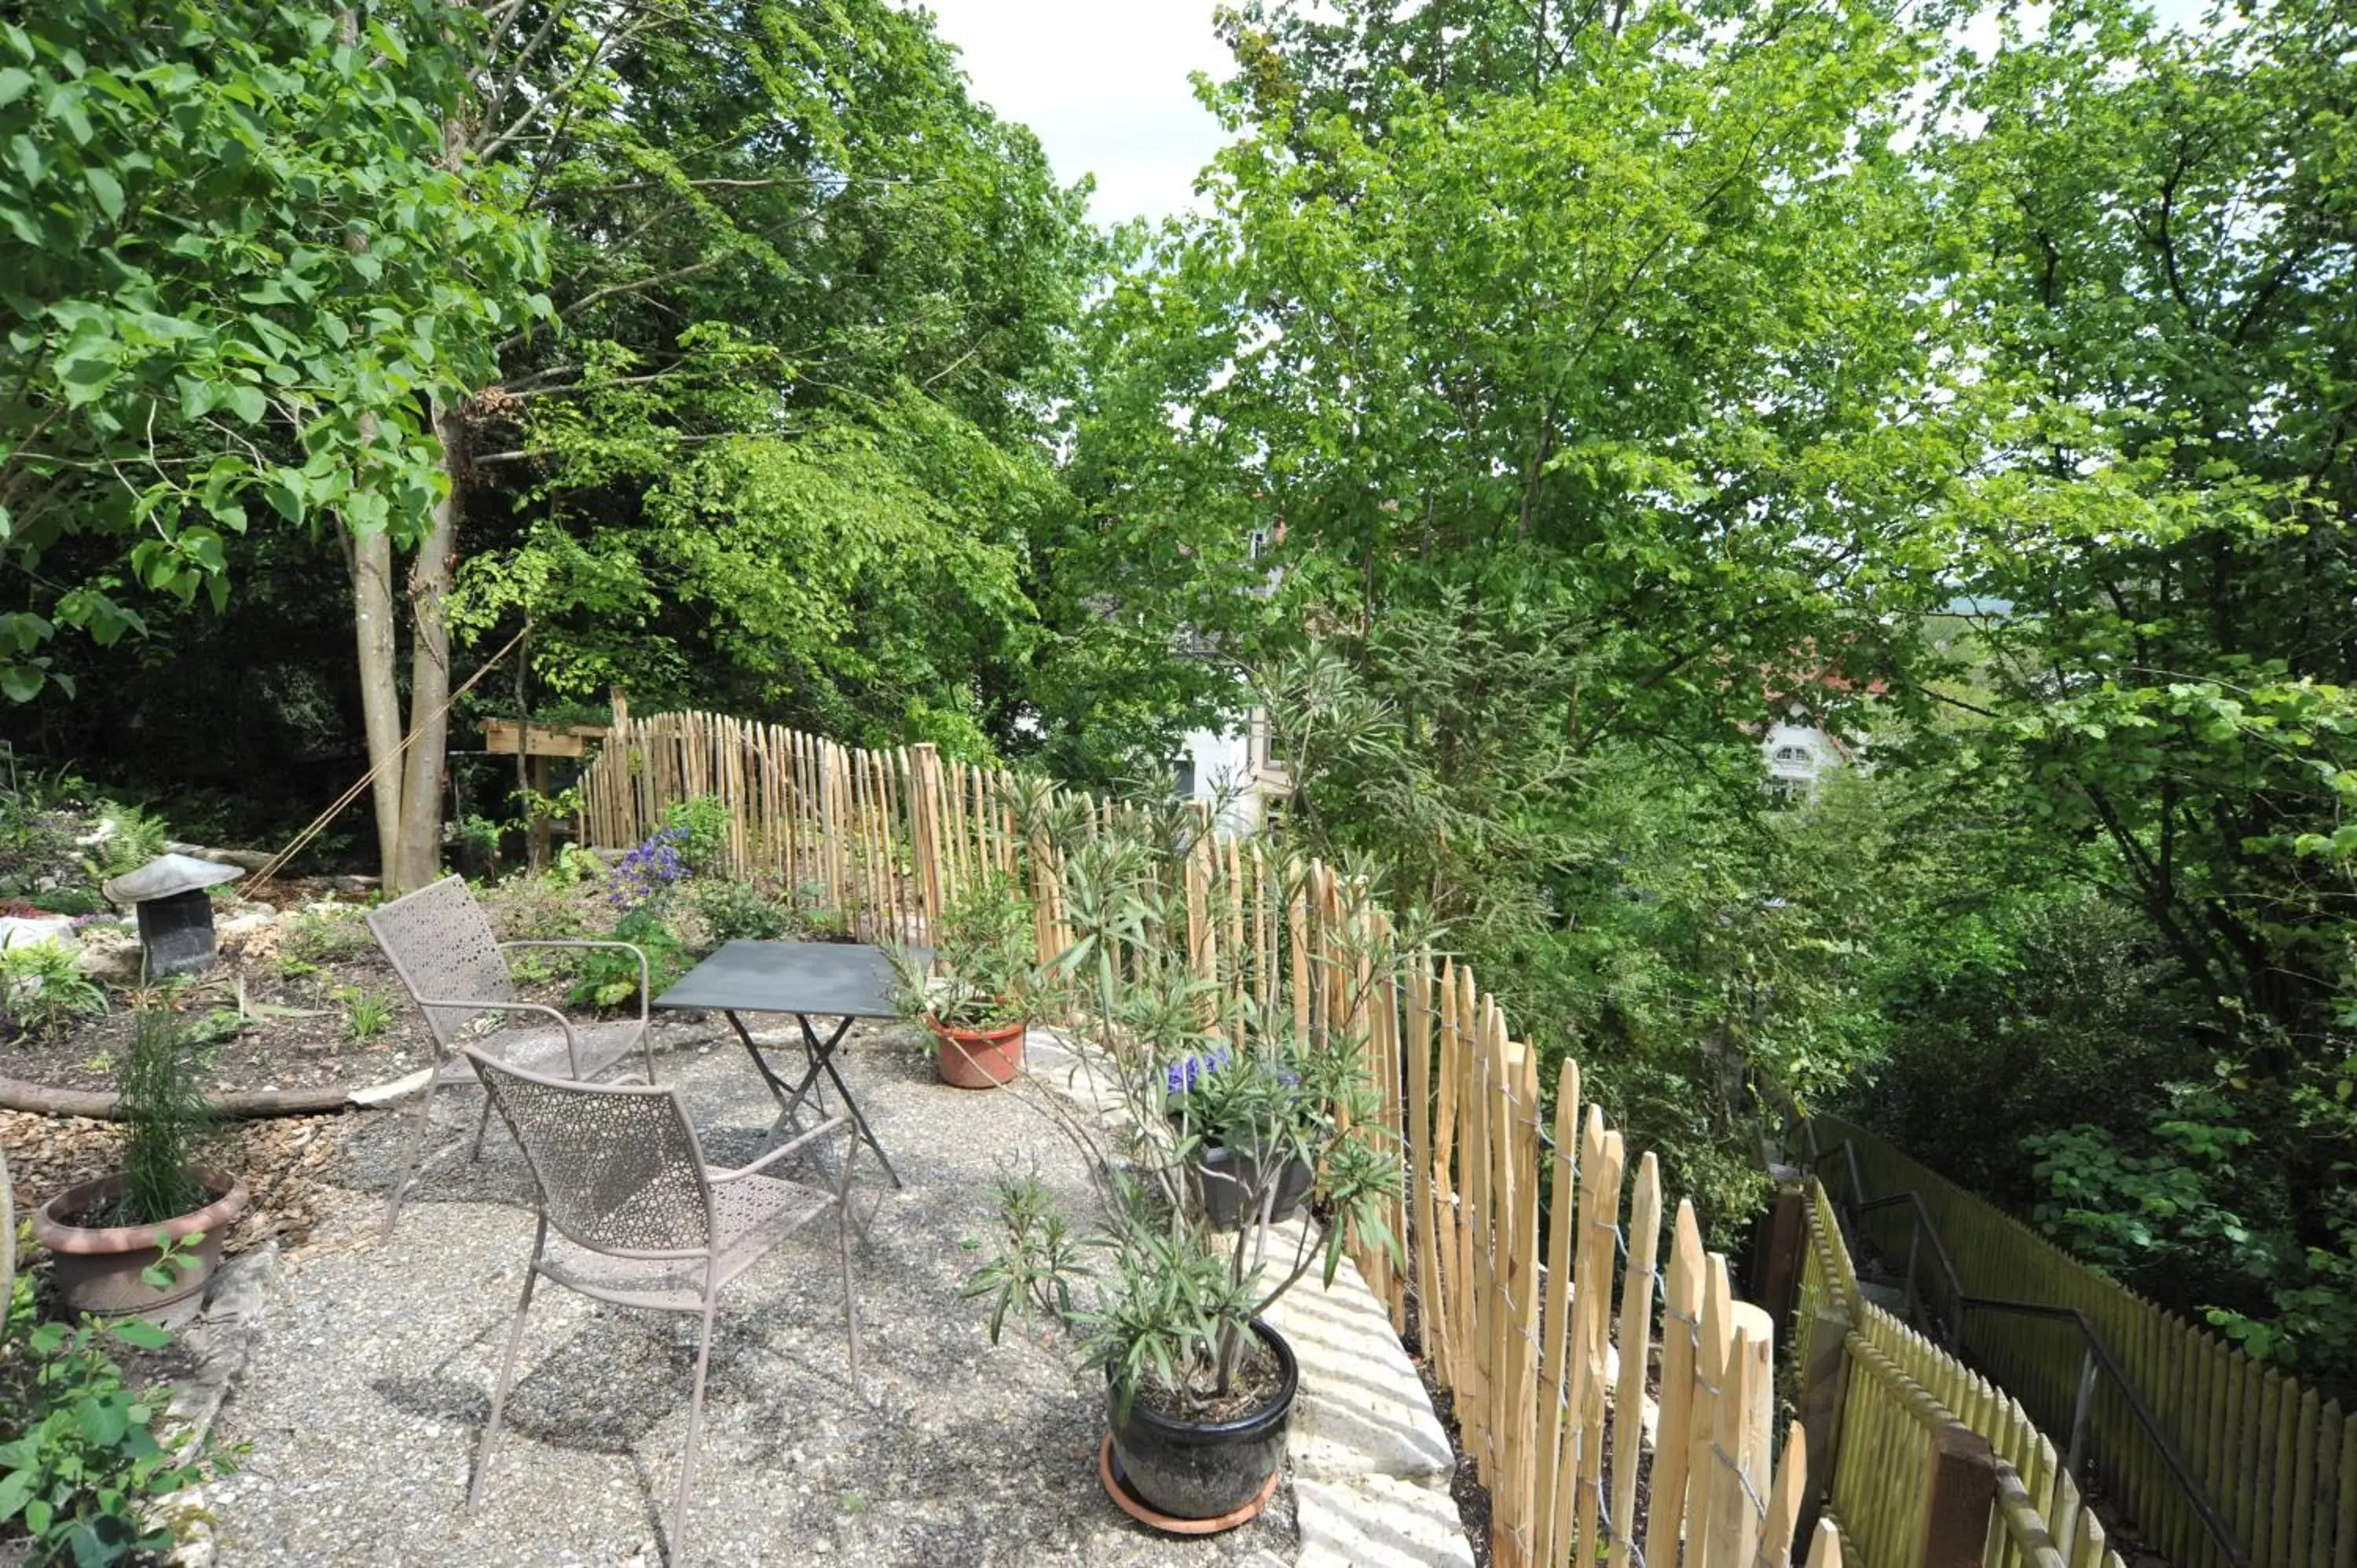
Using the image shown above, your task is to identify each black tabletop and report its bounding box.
[653,940,926,1018]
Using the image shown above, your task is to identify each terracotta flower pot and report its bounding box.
[31,1171,249,1324]
[926,1015,1025,1089]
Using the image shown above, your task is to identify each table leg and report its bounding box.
[794,1013,904,1190]
[725,1009,903,1192]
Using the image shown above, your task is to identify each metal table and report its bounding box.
[654,940,920,1189]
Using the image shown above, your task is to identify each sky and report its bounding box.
[911,0,1235,227]
[911,0,2223,229]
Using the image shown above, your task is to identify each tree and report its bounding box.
[1050,0,1962,1207]
[445,0,1095,762]
[0,0,544,720]
[1909,0,2357,1379]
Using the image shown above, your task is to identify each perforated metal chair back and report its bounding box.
[471,1052,714,1255]
[366,875,516,1048]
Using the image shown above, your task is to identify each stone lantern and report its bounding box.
[101,853,244,979]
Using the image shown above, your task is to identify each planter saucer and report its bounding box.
[1097,1434,1281,1536]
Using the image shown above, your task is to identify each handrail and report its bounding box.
[1802,1123,2252,1568]
[1954,1296,2247,1568]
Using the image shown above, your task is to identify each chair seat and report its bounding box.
[429,1017,650,1087]
[537,1174,836,1310]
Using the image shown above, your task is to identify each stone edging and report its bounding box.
[1021,1030,1475,1568]
[0,1018,732,1122]
[159,1241,282,1567]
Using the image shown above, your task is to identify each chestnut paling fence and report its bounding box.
[1813,1118,2356,1568]
[581,712,1856,1566]
[1794,1180,2139,1568]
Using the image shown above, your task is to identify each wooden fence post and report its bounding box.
[1920,1425,2000,1568]
[1755,1183,1808,1335]
[1796,1305,1853,1550]
[907,742,944,927]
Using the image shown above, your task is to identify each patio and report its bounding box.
[201,1018,1300,1566]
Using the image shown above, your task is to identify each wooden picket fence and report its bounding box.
[576,713,1845,1568]
[1796,1181,2137,1568]
[1817,1118,2356,1568]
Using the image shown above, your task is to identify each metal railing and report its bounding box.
[1801,1123,2250,1568]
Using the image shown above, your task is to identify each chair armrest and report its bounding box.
[499,939,651,1024]
[706,1115,856,1183]
[414,996,585,1079]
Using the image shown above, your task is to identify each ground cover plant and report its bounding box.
[0,1236,232,1567]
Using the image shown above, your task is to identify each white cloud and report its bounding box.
[908,0,1234,225]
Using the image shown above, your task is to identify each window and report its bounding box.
[1172,757,1196,800]
[1255,712,1286,772]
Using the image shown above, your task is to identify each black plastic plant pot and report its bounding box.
[1106,1320,1299,1521]
[1190,1144,1313,1231]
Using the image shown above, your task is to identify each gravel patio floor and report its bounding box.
[206,1017,1298,1567]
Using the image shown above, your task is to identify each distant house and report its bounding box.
[1175,526,1292,833]
[1754,647,1888,797]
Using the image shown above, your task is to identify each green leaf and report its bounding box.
[222,382,266,424]
[76,1397,128,1448]
[82,165,122,220]
[0,67,31,108]
[0,661,42,702]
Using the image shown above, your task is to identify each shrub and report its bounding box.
[898,874,1032,1029]
[0,945,108,1040]
[0,1238,233,1566]
[660,797,731,876]
[567,907,690,1012]
[687,879,790,946]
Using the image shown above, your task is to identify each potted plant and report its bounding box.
[897,873,1036,1089]
[963,814,1400,1528]
[1163,1046,1315,1232]
[30,1011,247,1322]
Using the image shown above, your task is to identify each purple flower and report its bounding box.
[1161,1046,1233,1097]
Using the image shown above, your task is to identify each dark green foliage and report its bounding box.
[686,879,790,947]
[1852,887,2201,1206]
[2025,1109,2357,1393]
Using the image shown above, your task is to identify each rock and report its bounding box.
[1262,1229,1456,1489]
[73,924,142,984]
[218,909,279,942]
[0,914,78,952]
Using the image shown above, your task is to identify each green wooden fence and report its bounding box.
[1816,1117,2356,1568]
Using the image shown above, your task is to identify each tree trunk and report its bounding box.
[349,528,405,881]
[390,396,464,892]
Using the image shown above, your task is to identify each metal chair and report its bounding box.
[368,875,658,1237]
[462,1048,861,1563]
